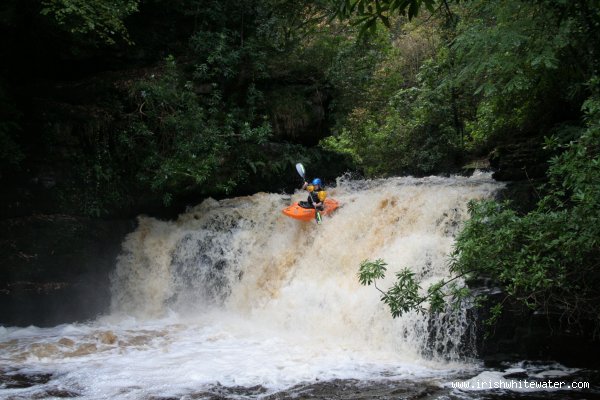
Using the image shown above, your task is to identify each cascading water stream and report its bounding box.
[1,173,507,399]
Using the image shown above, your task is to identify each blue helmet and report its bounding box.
[312,178,322,186]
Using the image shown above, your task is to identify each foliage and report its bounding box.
[451,95,600,331]
[358,92,600,333]
[326,0,600,176]
[358,258,388,285]
[66,136,130,218]
[323,44,462,176]
[109,0,342,207]
[342,0,600,334]
[358,259,471,317]
[451,0,592,144]
[117,55,274,205]
[86,0,345,212]
[0,0,349,216]
[40,0,139,45]
[331,0,463,34]
[2,0,600,348]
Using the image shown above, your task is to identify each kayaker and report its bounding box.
[300,178,326,210]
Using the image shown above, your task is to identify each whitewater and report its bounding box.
[1,173,505,399]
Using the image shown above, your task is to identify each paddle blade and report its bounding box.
[295,163,305,179]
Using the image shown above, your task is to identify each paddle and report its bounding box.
[295,163,305,180]
[295,163,322,224]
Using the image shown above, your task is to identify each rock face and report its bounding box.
[481,309,599,368]
[470,282,599,369]
[466,180,599,369]
[266,84,330,146]
[0,215,134,326]
[489,136,550,181]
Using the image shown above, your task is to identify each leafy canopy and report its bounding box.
[40,0,139,45]
[343,0,600,336]
[332,0,464,33]
[358,94,600,332]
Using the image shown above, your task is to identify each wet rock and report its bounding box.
[489,137,549,182]
[41,388,81,398]
[471,291,600,368]
[261,379,447,400]
[0,215,135,327]
[0,372,52,389]
[503,371,529,379]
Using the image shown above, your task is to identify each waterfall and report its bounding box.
[0,173,507,399]
[110,173,502,361]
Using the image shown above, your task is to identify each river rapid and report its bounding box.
[0,173,596,399]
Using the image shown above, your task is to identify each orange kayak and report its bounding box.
[282,198,340,221]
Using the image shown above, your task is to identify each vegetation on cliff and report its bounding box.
[1,0,351,217]
[1,0,599,345]
[350,0,600,340]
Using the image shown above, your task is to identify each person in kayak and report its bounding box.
[299,178,326,210]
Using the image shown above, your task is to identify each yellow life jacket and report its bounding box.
[317,190,327,202]
[306,185,315,192]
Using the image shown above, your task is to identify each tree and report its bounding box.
[40,0,139,45]
[358,91,600,334]
[348,1,600,339]
[119,55,272,205]
[358,259,470,317]
[331,0,463,34]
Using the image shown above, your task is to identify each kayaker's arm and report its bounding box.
[310,197,323,209]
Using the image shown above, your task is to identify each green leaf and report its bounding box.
[358,259,388,285]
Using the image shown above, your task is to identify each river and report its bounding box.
[0,173,596,399]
